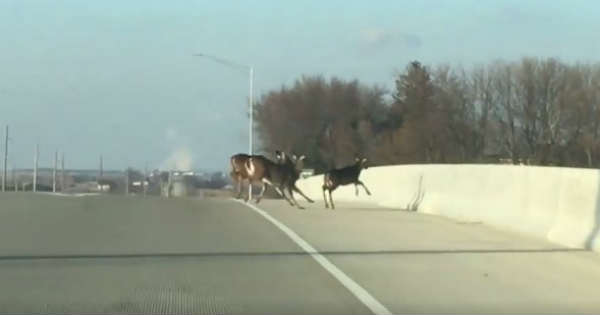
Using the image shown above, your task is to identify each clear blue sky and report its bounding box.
[1,0,599,171]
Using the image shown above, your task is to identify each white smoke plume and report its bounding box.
[161,128,194,171]
[161,147,194,171]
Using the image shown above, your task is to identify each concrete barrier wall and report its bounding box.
[296,164,600,251]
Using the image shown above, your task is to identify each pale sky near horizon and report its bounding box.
[1,0,599,171]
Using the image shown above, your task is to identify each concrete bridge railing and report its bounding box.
[296,164,600,251]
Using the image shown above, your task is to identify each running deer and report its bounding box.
[229,152,284,200]
[277,151,315,207]
[245,151,314,209]
[322,158,370,209]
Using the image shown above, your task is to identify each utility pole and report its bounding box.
[60,152,65,192]
[2,125,8,192]
[167,169,172,198]
[53,150,57,193]
[143,162,147,197]
[248,66,254,200]
[13,166,17,192]
[99,155,103,180]
[124,169,129,195]
[33,144,39,192]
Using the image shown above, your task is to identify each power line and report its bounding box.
[193,53,250,74]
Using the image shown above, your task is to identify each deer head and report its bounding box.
[291,154,306,172]
[355,157,368,169]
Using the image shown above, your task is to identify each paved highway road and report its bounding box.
[1,193,600,314]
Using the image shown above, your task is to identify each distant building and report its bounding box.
[300,169,314,179]
[160,170,196,197]
[132,180,149,187]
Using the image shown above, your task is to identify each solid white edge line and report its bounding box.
[232,199,392,315]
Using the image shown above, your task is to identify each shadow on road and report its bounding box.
[0,248,587,261]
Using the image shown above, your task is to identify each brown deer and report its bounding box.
[229,152,284,200]
[230,153,252,199]
[277,151,315,207]
[245,151,314,209]
[322,158,370,209]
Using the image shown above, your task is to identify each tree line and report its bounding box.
[254,58,600,173]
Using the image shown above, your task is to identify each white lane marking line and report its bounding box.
[233,199,392,315]
[38,192,100,197]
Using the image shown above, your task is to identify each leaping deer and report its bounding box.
[245,151,314,209]
[322,158,370,209]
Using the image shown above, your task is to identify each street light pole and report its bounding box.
[193,53,254,199]
[249,66,254,156]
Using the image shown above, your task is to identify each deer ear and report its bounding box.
[362,158,367,163]
[355,157,360,162]
[299,155,306,161]
[292,154,297,160]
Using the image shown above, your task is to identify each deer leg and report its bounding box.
[358,180,371,195]
[234,175,243,199]
[262,178,293,205]
[245,182,253,203]
[230,171,242,199]
[255,181,268,204]
[293,185,314,203]
[322,186,329,208]
[287,185,305,209]
[243,179,253,202]
[274,186,289,201]
[266,179,285,198]
[280,184,295,206]
[328,189,335,210]
[233,177,241,199]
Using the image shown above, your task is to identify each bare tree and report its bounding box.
[254,59,600,169]
[573,64,600,167]
[491,61,522,164]
[470,65,495,160]
[254,76,387,172]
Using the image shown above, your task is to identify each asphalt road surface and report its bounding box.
[1,192,600,314]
